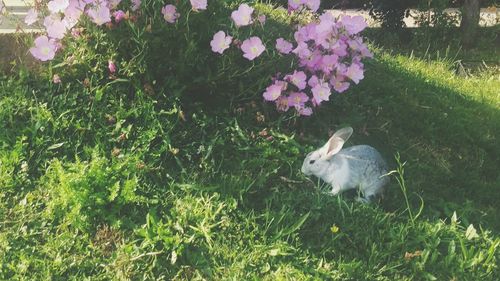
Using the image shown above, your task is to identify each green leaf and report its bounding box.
[108,181,120,201]
[465,224,479,240]
[52,61,68,69]
[105,78,130,87]
[423,272,437,281]
[451,211,458,225]
[95,89,104,101]
[47,142,64,150]
[280,211,310,237]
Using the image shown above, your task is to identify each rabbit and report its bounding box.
[301,127,389,203]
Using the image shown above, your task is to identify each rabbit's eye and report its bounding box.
[309,160,315,164]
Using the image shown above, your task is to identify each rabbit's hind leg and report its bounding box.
[358,182,385,204]
[354,183,372,204]
[355,196,371,204]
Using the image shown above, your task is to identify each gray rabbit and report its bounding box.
[301,127,389,203]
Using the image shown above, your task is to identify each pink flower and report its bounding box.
[340,15,367,35]
[331,40,348,57]
[336,63,348,75]
[292,41,311,60]
[308,75,319,88]
[311,96,320,107]
[298,106,313,116]
[87,4,111,26]
[263,81,285,101]
[330,75,350,93]
[275,38,293,54]
[320,54,338,74]
[294,24,313,43]
[210,31,232,54]
[29,35,58,61]
[48,0,69,13]
[113,10,126,23]
[71,28,81,38]
[288,0,304,11]
[287,92,308,108]
[314,18,335,47]
[261,9,372,116]
[319,12,336,23]
[108,60,116,73]
[359,45,373,58]
[44,15,67,39]
[285,70,307,90]
[231,4,253,27]
[304,0,320,12]
[302,49,322,69]
[161,4,179,23]
[131,0,141,11]
[345,63,364,84]
[258,15,266,24]
[311,81,331,103]
[190,0,207,11]
[348,38,373,58]
[241,37,265,60]
[275,95,290,112]
[64,0,84,25]
[53,74,61,84]
[24,9,38,26]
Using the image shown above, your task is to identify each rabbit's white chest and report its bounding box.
[324,157,351,190]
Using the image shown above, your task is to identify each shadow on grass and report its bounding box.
[0,11,498,278]
[189,26,500,236]
[283,53,500,233]
[2,11,497,237]
[222,52,500,278]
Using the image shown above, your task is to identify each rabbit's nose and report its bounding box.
[300,164,308,175]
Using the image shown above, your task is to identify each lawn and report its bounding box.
[1,6,499,281]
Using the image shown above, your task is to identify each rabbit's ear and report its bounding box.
[333,127,353,142]
[322,127,353,159]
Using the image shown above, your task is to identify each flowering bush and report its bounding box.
[23,1,284,106]
[262,10,372,115]
[23,0,371,116]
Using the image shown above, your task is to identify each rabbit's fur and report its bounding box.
[301,127,389,203]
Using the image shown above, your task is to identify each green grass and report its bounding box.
[1,28,500,280]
